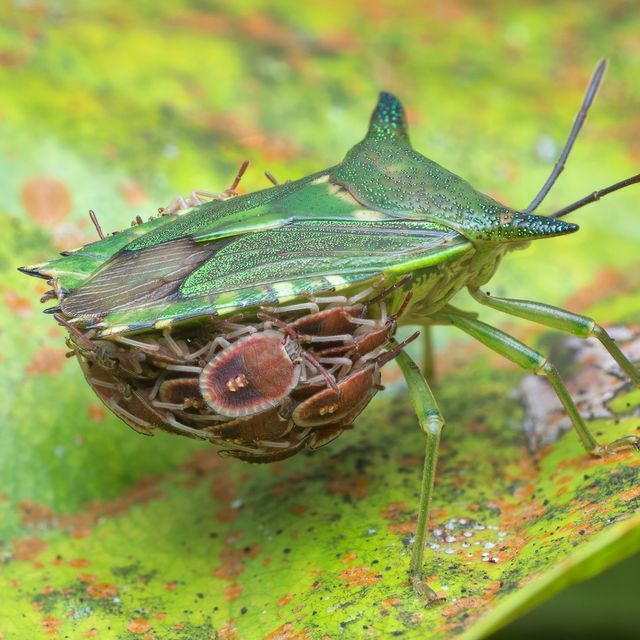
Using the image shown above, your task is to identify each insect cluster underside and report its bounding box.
[66,284,412,462]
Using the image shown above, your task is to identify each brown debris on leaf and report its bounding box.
[519,326,640,451]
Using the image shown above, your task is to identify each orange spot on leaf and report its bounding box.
[263,622,311,640]
[19,501,55,529]
[326,474,368,500]
[617,486,640,502]
[127,619,152,634]
[40,614,63,635]
[25,347,67,376]
[214,538,260,581]
[182,449,224,475]
[340,551,357,564]
[12,536,46,561]
[219,620,238,639]
[380,597,402,609]
[565,268,634,312]
[120,178,147,206]
[87,582,118,599]
[224,583,243,602]
[380,501,409,520]
[87,403,106,423]
[68,558,91,569]
[216,506,240,523]
[21,176,72,226]
[441,582,501,622]
[277,593,294,607]
[388,520,415,535]
[4,291,32,318]
[339,565,381,587]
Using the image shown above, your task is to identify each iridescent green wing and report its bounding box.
[20,167,334,292]
[67,218,471,337]
[46,162,469,336]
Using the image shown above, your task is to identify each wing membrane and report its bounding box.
[84,219,471,335]
[35,168,473,336]
[183,221,466,296]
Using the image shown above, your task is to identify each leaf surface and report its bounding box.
[1,2,639,638]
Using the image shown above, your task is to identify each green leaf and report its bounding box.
[2,210,639,637]
[1,3,639,638]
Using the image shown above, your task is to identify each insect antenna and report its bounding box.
[53,313,97,351]
[225,160,250,196]
[89,209,105,239]
[264,171,279,185]
[378,331,421,367]
[525,59,607,213]
[549,172,640,218]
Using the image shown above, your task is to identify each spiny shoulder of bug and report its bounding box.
[18,90,581,306]
[26,93,570,258]
[331,91,579,247]
[127,91,577,258]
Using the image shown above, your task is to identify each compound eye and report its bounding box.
[199,330,301,417]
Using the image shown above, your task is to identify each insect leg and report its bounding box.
[395,349,445,600]
[437,308,639,456]
[468,288,640,385]
[421,324,436,385]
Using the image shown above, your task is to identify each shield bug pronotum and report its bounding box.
[20,59,640,597]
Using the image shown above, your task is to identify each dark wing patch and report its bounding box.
[61,237,218,322]
[60,220,472,336]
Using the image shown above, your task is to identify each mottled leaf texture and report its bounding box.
[1,2,639,639]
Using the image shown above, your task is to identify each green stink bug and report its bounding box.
[19,59,639,597]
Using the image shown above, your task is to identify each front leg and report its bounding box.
[395,349,445,600]
[436,307,639,456]
[469,287,640,385]
[420,324,436,386]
